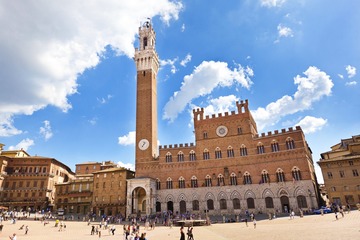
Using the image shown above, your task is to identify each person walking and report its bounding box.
[25,225,29,234]
[180,226,185,240]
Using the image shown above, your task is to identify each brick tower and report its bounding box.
[127,20,159,217]
[134,20,159,176]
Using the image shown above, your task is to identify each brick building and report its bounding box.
[0,145,75,212]
[126,21,319,217]
[55,161,134,217]
[318,135,360,206]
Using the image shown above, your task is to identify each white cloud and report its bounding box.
[252,66,333,130]
[8,138,35,151]
[180,54,192,67]
[118,131,136,146]
[160,57,178,74]
[338,74,344,79]
[295,116,327,134]
[261,0,286,8]
[345,65,356,78]
[39,120,53,141]
[163,61,254,122]
[0,114,22,137]
[345,81,357,86]
[117,161,135,171]
[88,117,98,126]
[97,94,113,104]
[277,24,294,38]
[202,95,240,116]
[0,1,182,137]
[181,23,186,32]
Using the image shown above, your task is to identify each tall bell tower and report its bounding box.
[134,20,159,174]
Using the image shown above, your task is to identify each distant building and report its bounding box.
[318,135,360,206]
[126,21,319,217]
[55,161,132,217]
[92,167,134,217]
[0,145,75,212]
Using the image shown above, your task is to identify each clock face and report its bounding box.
[138,139,149,150]
[216,125,228,137]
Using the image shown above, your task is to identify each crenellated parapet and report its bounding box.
[193,99,250,123]
[254,126,302,139]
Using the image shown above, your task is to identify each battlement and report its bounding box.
[159,142,195,150]
[193,99,250,122]
[254,126,302,138]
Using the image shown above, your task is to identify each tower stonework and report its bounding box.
[134,21,159,176]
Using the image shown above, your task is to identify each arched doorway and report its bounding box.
[156,201,161,212]
[179,200,186,214]
[131,187,147,214]
[167,201,174,212]
[280,196,290,213]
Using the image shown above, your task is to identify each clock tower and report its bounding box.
[134,20,159,173]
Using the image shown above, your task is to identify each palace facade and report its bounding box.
[127,22,320,217]
[318,135,360,206]
[0,145,75,212]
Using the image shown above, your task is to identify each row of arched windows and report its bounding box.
[164,138,296,162]
[14,166,47,174]
[156,195,308,213]
[156,167,302,190]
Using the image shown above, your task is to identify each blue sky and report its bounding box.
[0,0,359,183]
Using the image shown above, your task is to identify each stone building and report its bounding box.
[92,167,134,217]
[55,161,131,216]
[318,135,360,206]
[0,145,75,212]
[126,21,319,217]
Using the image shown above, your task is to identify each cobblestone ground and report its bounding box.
[1,210,359,240]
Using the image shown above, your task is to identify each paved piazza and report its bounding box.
[1,211,359,240]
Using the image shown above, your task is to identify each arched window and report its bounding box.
[227,146,234,158]
[261,170,270,184]
[178,177,185,188]
[276,168,285,182]
[240,144,248,156]
[286,137,296,150]
[203,131,208,139]
[143,37,148,49]
[219,199,227,210]
[292,167,301,181]
[189,150,196,161]
[217,174,225,186]
[42,167,47,173]
[215,147,222,159]
[156,178,161,190]
[271,140,280,152]
[191,176,198,188]
[243,172,252,185]
[165,152,172,163]
[192,200,199,211]
[207,199,214,210]
[177,151,184,162]
[166,178,173,189]
[265,197,274,208]
[297,195,307,208]
[257,142,265,154]
[233,198,241,209]
[230,173,237,186]
[205,175,212,187]
[203,149,210,160]
[247,198,255,209]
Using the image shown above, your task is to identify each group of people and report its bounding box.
[180,226,194,240]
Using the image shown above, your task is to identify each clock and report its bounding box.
[138,139,149,150]
[216,125,228,137]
